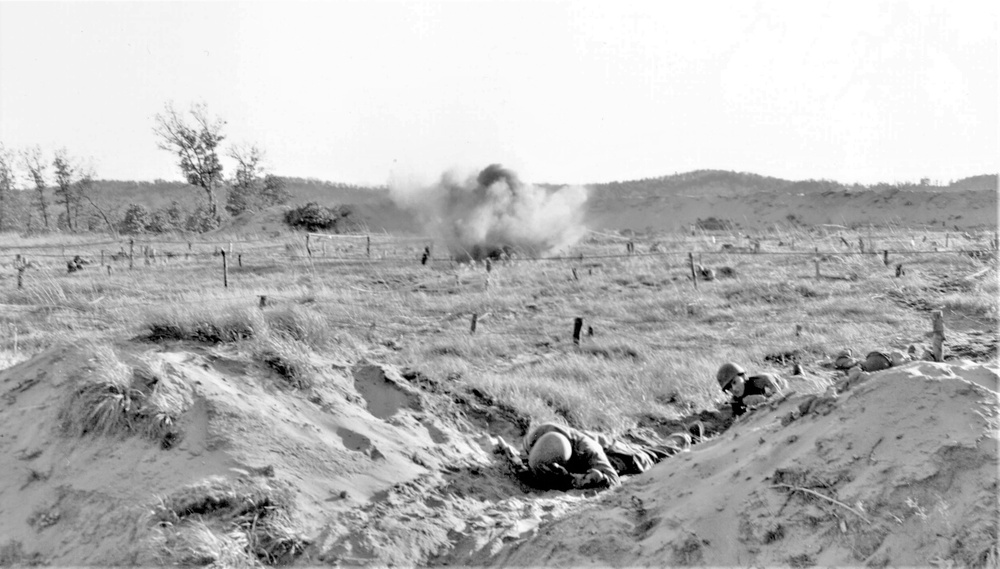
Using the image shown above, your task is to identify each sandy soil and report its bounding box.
[1,336,996,566]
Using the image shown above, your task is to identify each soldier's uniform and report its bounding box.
[520,423,688,490]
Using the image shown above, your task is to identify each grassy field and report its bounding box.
[1,226,996,435]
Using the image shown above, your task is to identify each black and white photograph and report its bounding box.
[0,1,997,566]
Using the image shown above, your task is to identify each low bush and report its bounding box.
[283,202,352,232]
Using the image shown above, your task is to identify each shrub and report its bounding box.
[283,202,352,232]
[121,203,152,234]
[185,205,222,233]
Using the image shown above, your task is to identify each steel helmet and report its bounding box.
[716,362,746,390]
[528,431,572,472]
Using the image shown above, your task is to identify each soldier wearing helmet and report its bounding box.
[717,362,785,416]
[515,422,689,490]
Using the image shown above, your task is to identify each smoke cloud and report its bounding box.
[390,164,589,261]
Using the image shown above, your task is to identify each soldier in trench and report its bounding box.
[716,362,786,417]
[495,422,690,491]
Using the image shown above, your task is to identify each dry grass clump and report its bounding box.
[59,344,191,448]
[141,476,307,566]
[143,306,264,344]
[250,336,317,390]
[262,304,336,350]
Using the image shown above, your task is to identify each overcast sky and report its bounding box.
[0,1,996,186]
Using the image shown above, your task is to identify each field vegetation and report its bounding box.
[2,224,996,436]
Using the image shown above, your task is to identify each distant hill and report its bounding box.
[586,170,998,199]
[5,170,992,235]
[88,177,388,210]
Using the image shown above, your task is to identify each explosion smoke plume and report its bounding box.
[390,164,589,261]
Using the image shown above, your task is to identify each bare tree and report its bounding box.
[22,146,50,229]
[75,168,118,237]
[52,148,77,231]
[153,103,226,220]
[0,145,14,232]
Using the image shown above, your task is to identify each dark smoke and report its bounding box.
[390,164,588,262]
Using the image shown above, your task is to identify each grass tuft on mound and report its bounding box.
[141,476,307,566]
[250,336,317,390]
[59,344,191,448]
[143,306,264,344]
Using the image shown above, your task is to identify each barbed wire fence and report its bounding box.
[2,230,996,359]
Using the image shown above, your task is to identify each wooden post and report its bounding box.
[17,266,24,289]
[221,250,228,288]
[259,295,267,308]
[930,311,945,362]
[366,235,371,258]
[572,268,578,280]
[129,238,134,269]
[306,234,312,257]
[238,253,242,268]
[470,313,478,334]
[883,250,889,266]
[688,252,698,289]
[572,317,583,345]
[858,237,865,254]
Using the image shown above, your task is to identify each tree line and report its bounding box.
[0,102,289,236]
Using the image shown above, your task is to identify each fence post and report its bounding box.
[930,311,945,362]
[238,253,242,268]
[470,313,478,335]
[688,252,698,289]
[883,250,889,266]
[366,235,371,258]
[129,238,134,269]
[572,268,578,280]
[306,234,312,257]
[221,250,228,288]
[572,317,584,345]
[259,295,267,308]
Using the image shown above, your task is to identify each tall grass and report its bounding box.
[4,226,996,437]
[59,343,191,446]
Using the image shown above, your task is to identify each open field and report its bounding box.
[3,226,997,426]
[1,222,997,566]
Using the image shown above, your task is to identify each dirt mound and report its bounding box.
[0,345,503,565]
[486,360,1000,567]
[2,343,996,566]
